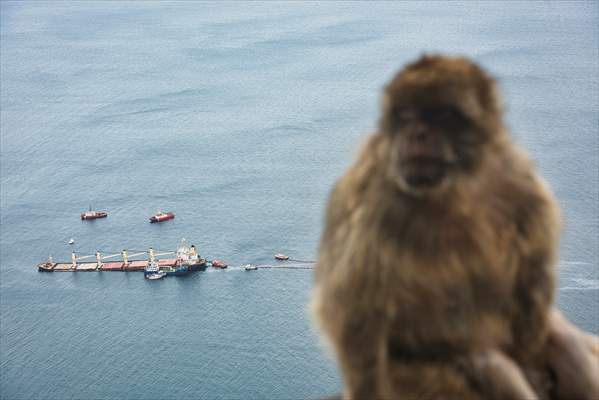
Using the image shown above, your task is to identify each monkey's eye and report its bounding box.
[429,108,467,127]
[394,107,419,124]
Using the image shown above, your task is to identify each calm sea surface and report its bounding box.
[1,2,597,399]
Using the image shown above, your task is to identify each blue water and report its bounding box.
[1,2,597,399]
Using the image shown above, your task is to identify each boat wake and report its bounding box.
[208,262,315,272]
[287,258,315,264]
[559,278,599,291]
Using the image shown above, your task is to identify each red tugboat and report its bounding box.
[81,206,108,220]
[149,211,175,223]
[211,259,228,269]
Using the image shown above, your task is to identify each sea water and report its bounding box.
[1,2,597,399]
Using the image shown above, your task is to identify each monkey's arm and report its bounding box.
[314,183,392,400]
[511,177,561,356]
[316,298,391,400]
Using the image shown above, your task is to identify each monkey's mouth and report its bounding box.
[401,158,449,188]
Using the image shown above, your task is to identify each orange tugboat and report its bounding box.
[149,211,175,223]
[81,206,108,220]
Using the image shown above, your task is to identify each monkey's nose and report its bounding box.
[414,133,427,143]
[410,127,430,144]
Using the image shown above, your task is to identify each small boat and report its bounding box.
[144,259,162,278]
[211,259,228,269]
[244,264,258,271]
[274,253,289,260]
[81,206,108,220]
[68,238,75,245]
[149,211,175,223]
[147,272,166,280]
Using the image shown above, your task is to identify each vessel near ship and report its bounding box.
[144,259,165,279]
[149,211,174,223]
[81,206,108,220]
[211,259,228,269]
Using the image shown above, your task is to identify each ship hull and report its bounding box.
[163,265,189,276]
[188,261,208,271]
[166,269,188,276]
[81,213,107,220]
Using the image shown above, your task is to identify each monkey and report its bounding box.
[312,55,561,400]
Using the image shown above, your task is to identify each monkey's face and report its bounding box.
[381,56,501,196]
[390,105,465,193]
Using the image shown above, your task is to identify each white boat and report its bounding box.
[68,238,75,245]
[244,264,258,271]
[144,259,161,278]
[147,272,166,280]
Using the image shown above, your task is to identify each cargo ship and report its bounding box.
[34,239,252,277]
[38,256,56,271]
[38,262,56,272]
[186,245,208,271]
[149,211,175,223]
[180,258,208,271]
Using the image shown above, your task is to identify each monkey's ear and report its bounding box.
[418,52,436,64]
[478,75,504,117]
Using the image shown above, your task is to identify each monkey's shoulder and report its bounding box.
[483,149,561,236]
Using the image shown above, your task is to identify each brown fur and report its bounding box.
[312,55,561,400]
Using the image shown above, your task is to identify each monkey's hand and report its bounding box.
[468,349,538,400]
[547,309,599,400]
[468,310,599,400]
